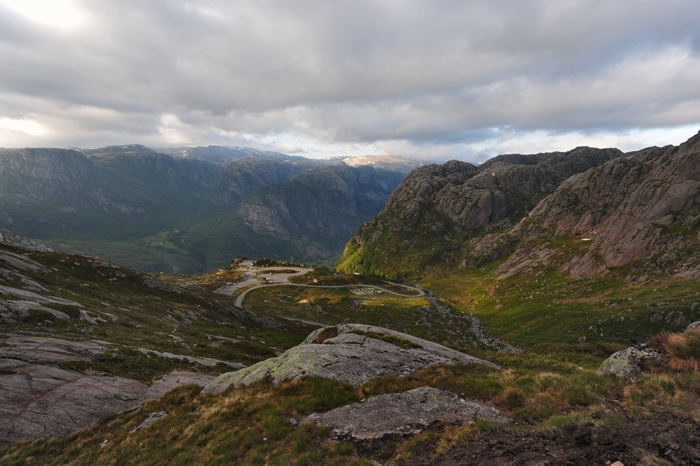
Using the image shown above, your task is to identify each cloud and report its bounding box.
[0,0,699,160]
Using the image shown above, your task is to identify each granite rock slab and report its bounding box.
[303,386,509,439]
[203,324,497,395]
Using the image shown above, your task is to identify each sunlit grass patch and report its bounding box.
[666,329,700,371]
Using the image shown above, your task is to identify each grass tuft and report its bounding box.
[666,329,700,371]
[313,326,339,344]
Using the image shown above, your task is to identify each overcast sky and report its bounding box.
[0,0,699,163]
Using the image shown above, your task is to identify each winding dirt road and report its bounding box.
[215,266,424,309]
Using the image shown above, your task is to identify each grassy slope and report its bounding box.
[416,237,700,349]
[0,244,314,377]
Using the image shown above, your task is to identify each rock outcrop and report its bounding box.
[596,346,663,381]
[202,324,497,395]
[0,229,53,252]
[0,335,218,445]
[0,363,147,446]
[339,130,700,280]
[303,386,509,439]
[0,336,105,363]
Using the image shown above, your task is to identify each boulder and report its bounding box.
[202,324,497,395]
[686,321,700,332]
[143,371,217,400]
[303,386,509,439]
[596,347,663,381]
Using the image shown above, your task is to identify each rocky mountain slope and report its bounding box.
[339,129,700,285]
[336,146,622,277]
[0,147,416,272]
[500,131,700,279]
[3,245,700,465]
[0,238,511,451]
[326,155,421,175]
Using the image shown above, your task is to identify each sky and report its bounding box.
[0,0,699,163]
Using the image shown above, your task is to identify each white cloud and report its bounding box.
[0,117,47,136]
[0,1,699,160]
[0,0,87,30]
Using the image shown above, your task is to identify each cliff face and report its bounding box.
[0,148,97,200]
[501,131,700,278]
[339,131,700,280]
[197,164,408,264]
[337,147,622,277]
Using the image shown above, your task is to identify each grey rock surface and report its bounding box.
[0,229,54,252]
[0,300,71,324]
[0,335,109,363]
[596,347,663,381]
[303,386,509,439]
[0,363,147,446]
[0,250,53,272]
[0,285,82,307]
[0,363,215,445]
[686,321,700,332]
[143,371,217,400]
[202,324,497,395]
[0,333,223,444]
[135,347,244,370]
[129,411,170,432]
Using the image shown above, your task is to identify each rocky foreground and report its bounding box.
[0,335,216,446]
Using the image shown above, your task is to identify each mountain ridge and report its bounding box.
[0,147,418,272]
[336,145,624,277]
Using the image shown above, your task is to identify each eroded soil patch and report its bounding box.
[397,411,700,466]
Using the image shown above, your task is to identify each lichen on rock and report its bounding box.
[303,386,510,439]
[596,346,663,381]
[202,324,498,395]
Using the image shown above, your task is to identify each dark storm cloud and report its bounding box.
[0,0,699,159]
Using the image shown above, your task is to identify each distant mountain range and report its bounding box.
[0,145,421,273]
